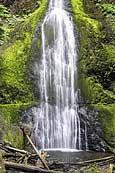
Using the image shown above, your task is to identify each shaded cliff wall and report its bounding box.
[71,0,115,147]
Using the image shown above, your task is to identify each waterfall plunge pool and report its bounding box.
[44,149,113,166]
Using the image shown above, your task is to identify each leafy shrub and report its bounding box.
[0,5,10,45]
[0,4,9,17]
[95,0,102,4]
[101,3,115,15]
[94,1,115,16]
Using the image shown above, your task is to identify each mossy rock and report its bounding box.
[71,0,115,147]
[0,104,32,148]
[0,0,48,104]
[71,0,115,103]
[0,0,48,148]
[94,104,115,147]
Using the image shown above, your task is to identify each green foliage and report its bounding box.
[0,5,10,45]
[3,125,23,148]
[94,104,115,146]
[0,0,47,45]
[0,4,10,18]
[86,44,115,91]
[95,1,115,16]
[0,0,48,104]
[10,0,41,16]
[0,102,37,148]
[101,3,115,15]
[0,103,32,148]
[95,0,102,7]
[95,0,102,3]
[0,0,48,148]
[71,0,115,104]
[0,103,31,123]
[71,0,115,147]
[70,0,100,33]
[85,76,115,104]
[0,5,29,45]
[1,39,33,104]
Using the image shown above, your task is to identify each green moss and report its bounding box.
[37,38,41,48]
[0,0,48,104]
[0,0,48,147]
[85,76,115,104]
[94,104,115,146]
[71,0,115,147]
[71,0,101,101]
[2,124,24,148]
[71,0,100,32]
[3,125,24,149]
[0,103,31,123]
[71,0,115,104]
[0,103,32,148]
[103,44,115,61]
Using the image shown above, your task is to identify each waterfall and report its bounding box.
[32,0,88,150]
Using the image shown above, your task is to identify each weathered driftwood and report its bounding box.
[20,124,50,170]
[26,133,50,170]
[1,138,114,172]
[0,143,28,155]
[0,144,36,165]
[74,155,114,165]
[4,161,62,173]
[4,145,28,154]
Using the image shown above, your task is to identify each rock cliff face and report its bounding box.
[71,0,115,147]
[0,0,115,149]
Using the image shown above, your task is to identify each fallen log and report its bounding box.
[0,144,28,155]
[74,155,114,166]
[5,146,28,154]
[4,161,63,173]
[0,143,42,165]
[20,124,50,170]
[26,134,50,170]
[3,153,22,158]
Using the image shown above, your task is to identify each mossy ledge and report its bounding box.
[71,0,115,147]
[0,0,48,104]
[0,0,48,147]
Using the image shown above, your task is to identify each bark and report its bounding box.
[4,161,62,173]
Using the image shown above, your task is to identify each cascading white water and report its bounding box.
[32,0,88,150]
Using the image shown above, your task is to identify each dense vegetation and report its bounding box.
[0,0,47,104]
[0,0,48,148]
[71,0,115,147]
